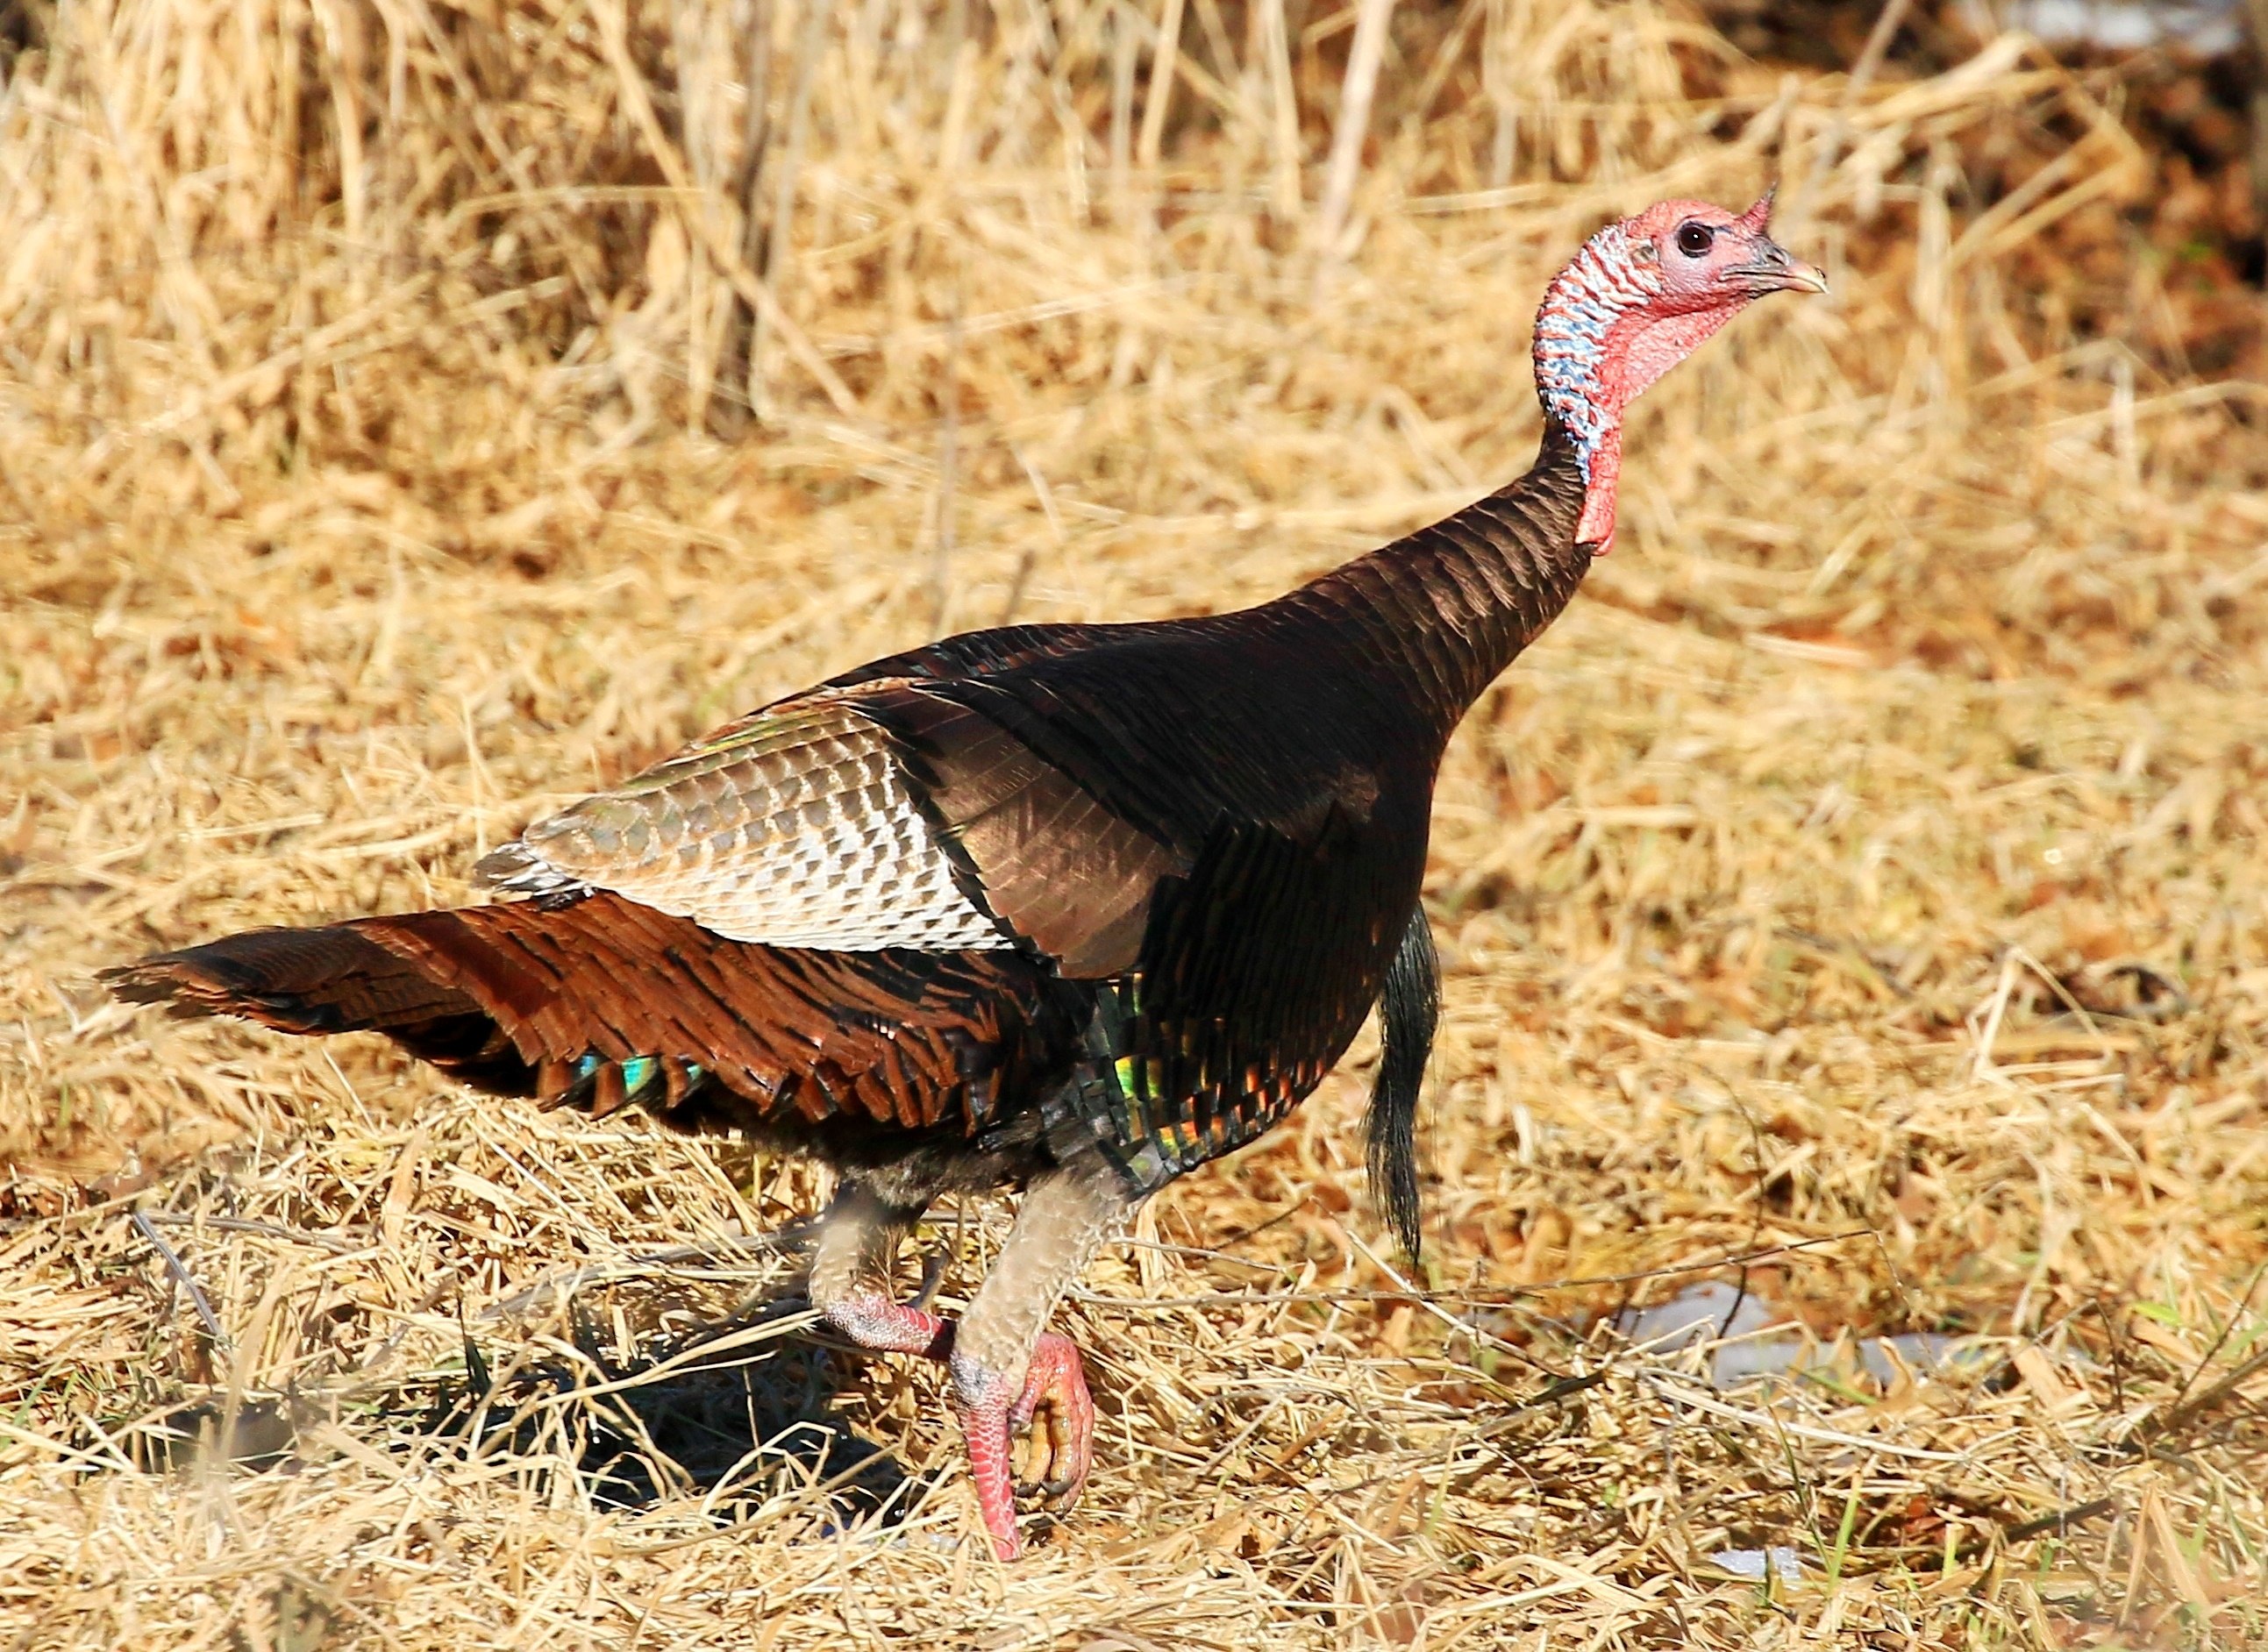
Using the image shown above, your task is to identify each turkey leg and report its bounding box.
[808,1166,1131,1558]
[945,1152,1132,1559]
[808,1181,952,1357]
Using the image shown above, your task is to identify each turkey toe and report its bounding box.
[1009,1332,1095,1507]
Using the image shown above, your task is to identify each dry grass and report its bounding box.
[4,0,2268,1644]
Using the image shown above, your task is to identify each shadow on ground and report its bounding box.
[118,1271,920,1535]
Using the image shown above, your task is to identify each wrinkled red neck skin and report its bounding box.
[1573,303,1747,553]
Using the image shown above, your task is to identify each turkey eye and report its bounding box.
[1675,223,1715,257]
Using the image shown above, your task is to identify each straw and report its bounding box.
[3,0,2265,1644]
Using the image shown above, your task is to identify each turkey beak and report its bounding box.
[1729,235,1829,296]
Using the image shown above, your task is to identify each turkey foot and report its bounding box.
[951,1332,1095,1559]
[1010,1332,1095,1505]
[821,1291,952,1359]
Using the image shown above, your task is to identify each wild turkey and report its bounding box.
[107,196,1823,1558]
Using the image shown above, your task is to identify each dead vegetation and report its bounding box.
[3,0,2266,1645]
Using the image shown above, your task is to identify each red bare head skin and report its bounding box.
[1532,190,1826,553]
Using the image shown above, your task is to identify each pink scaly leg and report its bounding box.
[945,1156,1130,1560]
[822,1291,954,1359]
[831,1286,1095,1541]
[949,1332,1097,1556]
[808,1168,1128,1560]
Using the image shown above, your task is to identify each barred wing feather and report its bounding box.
[474,682,1187,975]
[475,689,1013,953]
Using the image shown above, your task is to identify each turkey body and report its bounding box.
[822,594,1451,1196]
[115,431,1587,1211]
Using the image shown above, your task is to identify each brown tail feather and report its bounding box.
[103,925,477,1036]
[104,894,1076,1135]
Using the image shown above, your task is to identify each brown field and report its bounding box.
[4,0,2267,1645]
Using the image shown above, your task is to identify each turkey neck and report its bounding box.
[1271,416,1594,740]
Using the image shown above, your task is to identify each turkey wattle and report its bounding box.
[107,195,1824,1560]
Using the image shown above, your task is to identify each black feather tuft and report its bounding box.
[1366,907,1439,1265]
